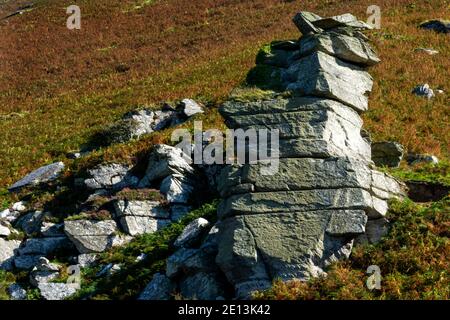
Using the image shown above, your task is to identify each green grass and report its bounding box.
[70,200,218,300]
[0,270,15,300]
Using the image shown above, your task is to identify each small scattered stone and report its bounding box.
[371,141,404,167]
[412,84,435,99]
[0,224,11,237]
[179,99,204,117]
[160,175,194,204]
[0,238,21,270]
[77,253,98,268]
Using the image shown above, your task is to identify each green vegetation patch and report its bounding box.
[71,200,218,300]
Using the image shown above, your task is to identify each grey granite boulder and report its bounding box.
[14,211,46,236]
[139,144,194,187]
[284,51,374,112]
[312,13,373,30]
[114,200,170,236]
[84,163,139,190]
[406,153,439,166]
[412,84,435,99]
[174,218,210,248]
[0,223,10,237]
[160,175,194,204]
[420,19,450,34]
[138,273,176,300]
[64,219,129,253]
[293,11,322,35]
[298,30,380,66]
[179,272,225,300]
[372,141,404,167]
[179,99,204,117]
[0,238,21,270]
[38,283,78,300]
[8,162,64,192]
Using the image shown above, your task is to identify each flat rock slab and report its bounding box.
[216,210,364,284]
[298,31,380,66]
[284,51,373,112]
[8,162,64,192]
[138,273,176,300]
[312,13,372,30]
[84,163,138,190]
[219,158,403,200]
[218,188,387,219]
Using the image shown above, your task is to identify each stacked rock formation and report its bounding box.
[155,12,405,300]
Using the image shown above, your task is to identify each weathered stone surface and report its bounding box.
[18,237,72,256]
[119,216,170,236]
[8,283,27,300]
[114,200,169,218]
[179,99,204,117]
[166,248,216,278]
[113,199,170,236]
[64,219,128,253]
[219,158,404,201]
[218,188,387,219]
[298,31,380,66]
[412,83,435,99]
[215,217,270,287]
[77,253,98,268]
[40,222,65,237]
[372,141,404,167]
[312,13,372,30]
[174,218,210,248]
[14,211,46,236]
[0,223,10,237]
[0,238,21,270]
[284,51,373,112]
[138,273,176,300]
[84,163,139,190]
[139,144,194,187]
[414,48,439,55]
[12,201,27,212]
[356,218,389,244]
[293,11,322,35]
[14,255,42,270]
[8,162,64,192]
[38,283,78,300]
[180,272,226,300]
[160,175,194,204]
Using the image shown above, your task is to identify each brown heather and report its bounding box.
[0,0,448,192]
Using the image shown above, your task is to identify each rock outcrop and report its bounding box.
[152,11,405,300]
